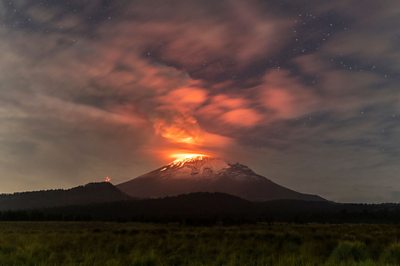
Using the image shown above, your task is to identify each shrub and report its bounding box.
[329,241,368,263]
[381,243,400,265]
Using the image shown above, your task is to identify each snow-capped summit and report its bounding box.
[117,156,326,202]
[159,156,230,179]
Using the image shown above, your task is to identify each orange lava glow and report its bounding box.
[169,153,209,166]
[171,153,208,160]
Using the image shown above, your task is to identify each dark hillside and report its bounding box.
[2,192,400,224]
[0,182,129,211]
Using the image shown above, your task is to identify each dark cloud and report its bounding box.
[0,0,399,202]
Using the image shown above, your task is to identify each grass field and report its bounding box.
[0,222,400,265]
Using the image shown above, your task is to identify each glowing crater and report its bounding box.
[169,153,209,167]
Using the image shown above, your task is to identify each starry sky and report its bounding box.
[0,0,399,202]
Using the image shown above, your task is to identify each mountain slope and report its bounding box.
[0,182,130,211]
[117,157,325,202]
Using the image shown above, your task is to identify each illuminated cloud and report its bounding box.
[160,87,208,107]
[198,94,259,128]
[259,70,319,120]
[221,109,263,127]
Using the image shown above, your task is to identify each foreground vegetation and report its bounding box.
[0,222,400,265]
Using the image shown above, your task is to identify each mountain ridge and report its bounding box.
[3,192,400,224]
[0,182,129,211]
[118,157,326,202]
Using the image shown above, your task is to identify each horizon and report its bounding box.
[0,155,397,204]
[0,1,399,203]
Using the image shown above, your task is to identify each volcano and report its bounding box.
[117,156,325,202]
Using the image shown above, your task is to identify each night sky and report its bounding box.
[0,0,399,202]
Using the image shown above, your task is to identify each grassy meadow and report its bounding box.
[0,222,400,265]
